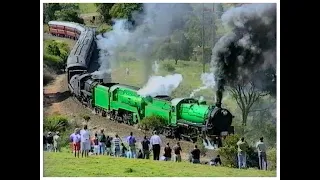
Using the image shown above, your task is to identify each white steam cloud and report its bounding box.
[138,74,183,97]
[95,20,131,72]
[189,73,216,98]
[95,4,193,82]
[152,61,159,74]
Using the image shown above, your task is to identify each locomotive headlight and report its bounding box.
[221,110,228,116]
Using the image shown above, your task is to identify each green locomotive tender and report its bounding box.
[69,74,234,142]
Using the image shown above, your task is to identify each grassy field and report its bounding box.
[43,38,75,50]
[79,3,98,14]
[43,152,276,177]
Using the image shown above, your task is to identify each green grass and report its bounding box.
[43,24,49,33]
[44,152,276,177]
[96,23,113,34]
[79,3,98,14]
[43,38,75,50]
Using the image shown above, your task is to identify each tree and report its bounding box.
[109,3,143,20]
[43,3,61,23]
[54,4,84,24]
[47,41,61,56]
[169,30,192,64]
[138,115,166,135]
[229,81,268,126]
[95,3,115,24]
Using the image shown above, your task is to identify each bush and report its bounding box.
[96,23,113,34]
[43,54,64,71]
[138,115,166,134]
[161,62,175,72]
[44,40,70,71]
[218,134,240,168]
[58,128,74,148]
[82,115,91,122]
[44,24,49,33]
[267,147,276,170]
[218,134,261,168]
[44,115,69,132]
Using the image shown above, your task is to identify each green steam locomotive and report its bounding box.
[69,73,234,142]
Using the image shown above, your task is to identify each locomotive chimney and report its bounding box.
[215,90,222,108]
[215,78,225,108]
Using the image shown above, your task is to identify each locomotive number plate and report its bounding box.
[220,131,228,136]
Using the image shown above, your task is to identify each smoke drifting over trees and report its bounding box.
[210,3,276,103]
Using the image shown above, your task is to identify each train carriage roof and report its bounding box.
[171,98,198,106]
[66,28,94,69]
[110,84,140,92]
[48,21,86,32]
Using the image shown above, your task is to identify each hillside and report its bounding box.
[43,3,277,176]
[43,152,276,177]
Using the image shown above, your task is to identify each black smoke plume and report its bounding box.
[211,3,277,105]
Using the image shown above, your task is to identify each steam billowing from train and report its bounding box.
[211,3,277,107]
[189,73,215,98]
[95,4,192,83]
[137,74,183,97]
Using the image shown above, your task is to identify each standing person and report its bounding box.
[80,124,91,158]
[121,143,128,157]
[46,132,53,152]
[141,136,150,159]
[150,130,162,160]
[98,129,106,155]
[191,145,201,164]
[173,142,182,162]
[256,137,267,170]
[105,136,112,156]
[113,134,122,157]
[163,143,172,161]
[93,133,99,155]
[71,128,81,158]
[126,132,136,158]
[69,132,74,153]
[53,132,60,152]
[237,137,248,169]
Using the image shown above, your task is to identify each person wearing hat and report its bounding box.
[150,130,162,160]
[53,131,61,152]
[46,132,54,152]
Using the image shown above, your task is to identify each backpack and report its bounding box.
[100,134,106,142]
[128,136,136,146]
[106,138,111,147]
